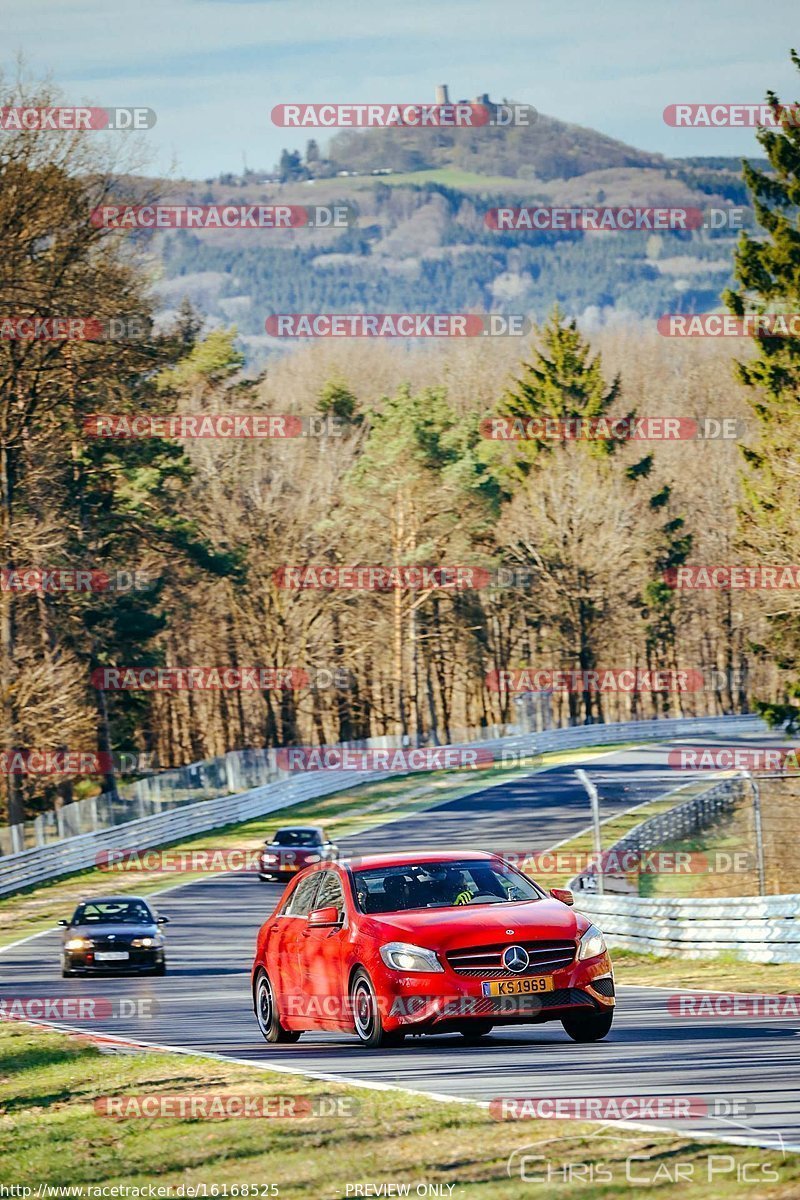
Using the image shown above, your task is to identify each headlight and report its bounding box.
[262,853,278,863]
[577,924,607,960]
[131,937,157,948]
[379,942,444,973]
[65,937,91,950]
[304,854,321,864]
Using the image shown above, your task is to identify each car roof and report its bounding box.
[76,895,153,904]
[272,825,324,835]
[338,850,496,870]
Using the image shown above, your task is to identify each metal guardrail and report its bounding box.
[0,714,763,898]
[569,760,800,963]
[570,775,746,894]
[0,722,526,856]
[573,891,800,963]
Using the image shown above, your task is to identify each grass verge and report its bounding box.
[1,1022,798,1199]
[612,949,800,994]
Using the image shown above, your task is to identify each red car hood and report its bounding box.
[368,899,588,950]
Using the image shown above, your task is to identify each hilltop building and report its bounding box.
[435,84,499,119]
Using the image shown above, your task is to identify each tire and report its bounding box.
[153,961,166,976]
[61,961,74,979]
[350,968,403,1048]
[459,1022,494,1042]
[561,1007,614,1042]
[254,969,301,1044]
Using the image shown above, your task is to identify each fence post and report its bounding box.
[742,770,766,897]
[575,769,604,895]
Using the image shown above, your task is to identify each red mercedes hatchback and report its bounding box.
[251,851,615,1048]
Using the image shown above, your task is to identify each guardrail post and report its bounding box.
[224,752,239,794]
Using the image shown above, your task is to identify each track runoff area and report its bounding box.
[1,729,798,1155]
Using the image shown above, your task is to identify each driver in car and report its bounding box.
[428,866,473,905]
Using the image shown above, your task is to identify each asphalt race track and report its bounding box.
[3,733,799,1151]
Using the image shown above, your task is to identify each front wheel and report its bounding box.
[561,1007,614,1042]
[351,969,403,1048]
[254,970,301,1044]
[61,960,74,979]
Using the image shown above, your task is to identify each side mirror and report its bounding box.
[550,887,574,906]
[156,915,169,924]
[307,906,342,928]
[58,919,68,927]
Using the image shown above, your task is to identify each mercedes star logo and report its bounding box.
[502,944,529,973]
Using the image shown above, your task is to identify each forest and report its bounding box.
[1,69,799,826]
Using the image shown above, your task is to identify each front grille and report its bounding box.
[447,939,575,978]
[591,977,615,998]
[440,988,594,1020]
[92,936,134,949]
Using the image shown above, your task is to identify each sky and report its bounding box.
[3,0,800,179]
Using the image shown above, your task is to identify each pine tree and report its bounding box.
[494,305,630,481]
[724,49,800,731]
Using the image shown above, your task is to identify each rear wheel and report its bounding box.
[351,969,404,1048]
[254,969,301,1044]
[561,1008,614,1042]
[459,1022,494,1042]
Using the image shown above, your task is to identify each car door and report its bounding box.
[296,869,349,1029]
[271,871,323,1027]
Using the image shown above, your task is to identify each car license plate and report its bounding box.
[95,951,129,961]
[482,976,554,997]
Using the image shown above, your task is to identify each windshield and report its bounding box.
[270,829,321,846]
[71,900,154,925]
[352,860,544,914]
